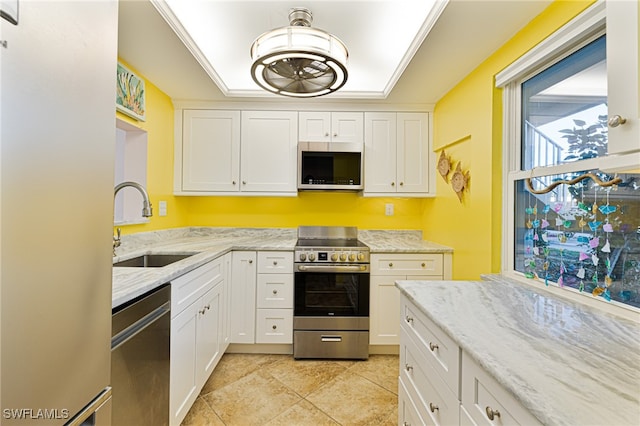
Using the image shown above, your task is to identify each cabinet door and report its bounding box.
[230,251,257,343]
[364,112,398,193]
[170,302,199,426]
[370,275,403,345]
[299,112,331,142]
[331,112,363,144]
[196,282,223,388]
[606,0,639,155]
[240,111,298,193]
[182,110,240,191]
[397,113,430,193]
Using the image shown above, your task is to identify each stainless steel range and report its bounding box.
[293,226,370,359]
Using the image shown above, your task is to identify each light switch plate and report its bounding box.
[158,200,167,217]
[385,203,394,216]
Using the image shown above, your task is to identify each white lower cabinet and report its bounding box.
[170,257,226,426]
[370,253,451,345]
[230,251,293,345]
[230,251,257,343]
[460,352,541,426]
[256,251,293,344]
[399,294,542,426]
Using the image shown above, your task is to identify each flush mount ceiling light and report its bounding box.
[250,7,348,98]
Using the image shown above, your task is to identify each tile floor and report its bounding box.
[181,353,400,426]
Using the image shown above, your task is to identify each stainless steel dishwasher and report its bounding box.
[111,284,171,426]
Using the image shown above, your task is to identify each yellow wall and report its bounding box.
[185,193,427,229]
[115,59,187,234]
[425,0,595,279]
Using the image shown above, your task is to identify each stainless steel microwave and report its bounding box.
[298,142,363,191]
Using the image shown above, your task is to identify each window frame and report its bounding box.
[497,0,640,316]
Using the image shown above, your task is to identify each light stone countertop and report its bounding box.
[396,277,640,426]
[112,227,452,309]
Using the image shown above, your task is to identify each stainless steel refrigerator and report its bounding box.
[1,1,118,424]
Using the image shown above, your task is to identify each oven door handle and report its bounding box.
[296,264,368,273]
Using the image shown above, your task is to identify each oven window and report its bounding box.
[295,273,369,316]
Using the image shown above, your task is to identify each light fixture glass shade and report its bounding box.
[250,9,348,98]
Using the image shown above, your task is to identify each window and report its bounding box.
[498,2,640,311]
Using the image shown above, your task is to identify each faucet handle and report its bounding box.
[113,228,122,256]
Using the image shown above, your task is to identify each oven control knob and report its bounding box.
[309,253,316,261]
[348,253,356,261]
[331,253,338,261]
[299,253,307,261]
[357,253,365,261]
[339,253,347,261]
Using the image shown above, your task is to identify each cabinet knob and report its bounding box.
[242,181,247,185]
[389,262,393,267]
[272,289,278,295]
[391,182,395,186]
[429,403,439,413]
[325,132,329,137]
[608,115,627,127]
[403,423,411,426]
[273,261,278,265]
[429,342,439,351]
[405,363,413,372]
[485,406,501,421]
[232,180,236,185]
[421,262,426,267]
[399,182,404,186]
[248,259,253,264]
[272,325,277,330]
[405,316,413,324]
[205,304,210,310]
[333,133,338,137]
[199,309,206,315]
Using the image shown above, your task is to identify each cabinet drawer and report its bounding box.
[400,327,459,426]
[256,308,293,344]
[256,273,293,309]
[461,351,541,426]
[171,258,223,318]
[371,253,443,276]
[399,376,427,426]
[257,251,293,274]
[401,295,459,396]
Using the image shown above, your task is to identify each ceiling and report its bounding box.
[118,0,553,104]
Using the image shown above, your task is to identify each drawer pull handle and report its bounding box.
[486,406,501,421]
[272,289,278,295]
[405,316,413,324]
[429,342,439,351]
[405,364,413,372]
[321,335,342,342]
[272,325,277,330]
[429,403,439,413]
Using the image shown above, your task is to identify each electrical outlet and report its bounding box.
[158,200,167,217]
[385,203,394,216]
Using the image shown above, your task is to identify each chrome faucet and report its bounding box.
[113,181,153,255]
[114,181,153,217]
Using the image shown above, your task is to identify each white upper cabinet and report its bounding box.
[299,112,363,144]
[241,111,298,193]
[177,109,297,195]
[364,112,433,196]
[606,0,639,155]
[181,110,240,192]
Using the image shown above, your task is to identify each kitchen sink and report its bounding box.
[113,254,194,268]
